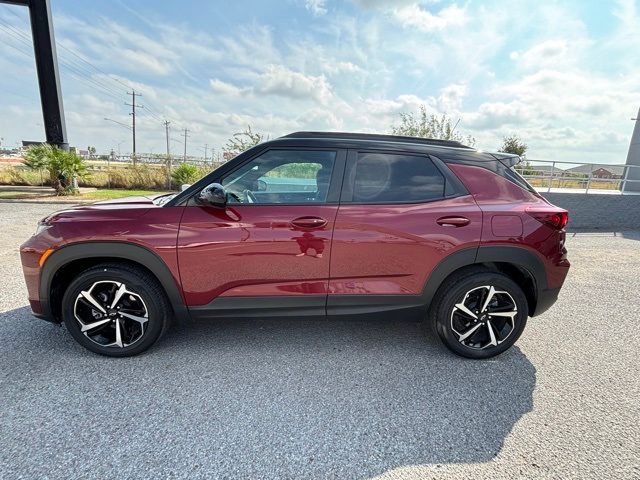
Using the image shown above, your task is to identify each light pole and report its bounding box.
[104,118,132,131]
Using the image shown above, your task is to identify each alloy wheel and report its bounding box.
[73,280,149,348]
[450,285,518,350]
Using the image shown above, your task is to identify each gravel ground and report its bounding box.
[0,202,638,479]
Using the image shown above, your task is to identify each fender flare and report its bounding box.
[421,245,547,307]
[40,241,189,322]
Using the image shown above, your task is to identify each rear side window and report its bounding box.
[352,152,445,203]
[498,160,537,193]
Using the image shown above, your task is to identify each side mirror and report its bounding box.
[196,182,227,207]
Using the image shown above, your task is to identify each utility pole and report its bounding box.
[182,128,190,162]
[125,90,143,165]
[203,143,208,162]
[164,120,172,189]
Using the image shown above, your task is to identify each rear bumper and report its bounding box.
[532,287,562,316]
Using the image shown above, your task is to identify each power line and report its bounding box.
[0,20,126,103]
[1,5,182,144]
[2,5,131,95]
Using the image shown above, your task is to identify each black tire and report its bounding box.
[62,263,171,357]
[427,268,528,359]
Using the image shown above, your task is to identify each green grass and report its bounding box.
[81,189,169,200]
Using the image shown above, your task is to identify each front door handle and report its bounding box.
[436,216,470,227]
[291,216,328,229]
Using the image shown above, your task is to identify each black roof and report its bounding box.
[282,131,474,150]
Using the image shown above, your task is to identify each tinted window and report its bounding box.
[352,152,445,203]
[221,150,336,204]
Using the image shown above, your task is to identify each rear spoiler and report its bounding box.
[490,152,521,168]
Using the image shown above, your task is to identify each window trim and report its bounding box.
[185,147,347,207]
[340,149,463,205]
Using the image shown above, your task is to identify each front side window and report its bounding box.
[352,152,445,203]
[221,150,336,204]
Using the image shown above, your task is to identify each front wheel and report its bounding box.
[429,270,528,359]
[62,263,171,357]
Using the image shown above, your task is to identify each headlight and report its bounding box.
[35,223,52,236]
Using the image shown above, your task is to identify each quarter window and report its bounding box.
[352,152,445,203]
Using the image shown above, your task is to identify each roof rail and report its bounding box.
[282,131,473,149]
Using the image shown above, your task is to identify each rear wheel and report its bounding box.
[62,263,171,357]
[428,269,528,359]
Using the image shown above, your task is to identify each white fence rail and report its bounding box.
[515,159,640,194]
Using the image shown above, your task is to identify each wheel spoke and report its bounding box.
[486,320,498,347]
[80,317,111,332]
[457,322,483,342]
[490,310,518,319]
[80,291,106,313]
[114,318,123,347]
[110,283,127,309]
[120,311,148,325]
[480,286,495,312]
[454,303,477,319]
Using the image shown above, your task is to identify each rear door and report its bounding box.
[177,148,345,316]
[327,149,482,313]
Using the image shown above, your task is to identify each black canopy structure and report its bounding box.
[2,0,68,149]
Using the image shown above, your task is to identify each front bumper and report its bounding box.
[20,235,55,322]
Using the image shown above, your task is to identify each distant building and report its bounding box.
[565,164,624,179]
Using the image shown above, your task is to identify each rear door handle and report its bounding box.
[436,216,470,227]
[291,216,328,229]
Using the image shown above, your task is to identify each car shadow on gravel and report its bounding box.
[1,307,535,479]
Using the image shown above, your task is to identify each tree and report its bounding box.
[23,144,89,195]
[499,135,528,157]
[224,125,267,157]
[391,105,476,146]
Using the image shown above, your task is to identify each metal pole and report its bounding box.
[585,164,593,193]
[126,90,142,166]
[620,165,630,194]
[108,149,114,189]
[164,121,171,189]
[548,161,555,192]
[182,128,189,162]
[2,0,69,149]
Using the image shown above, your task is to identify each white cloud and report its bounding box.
[256,65,334,105]
[305,0,327,16]
[392,4,466,32]
[437,84,467,112]
[209,79,249,97]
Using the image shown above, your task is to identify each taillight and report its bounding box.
[526,209,568,230]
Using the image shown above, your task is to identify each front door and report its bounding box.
[177,148,345,317]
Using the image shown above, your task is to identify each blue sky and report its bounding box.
[1,0,639,163]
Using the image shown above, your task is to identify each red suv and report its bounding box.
[20,132,569,358]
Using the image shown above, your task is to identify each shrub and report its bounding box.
[171,163,201,187]
[24,145,89,195]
